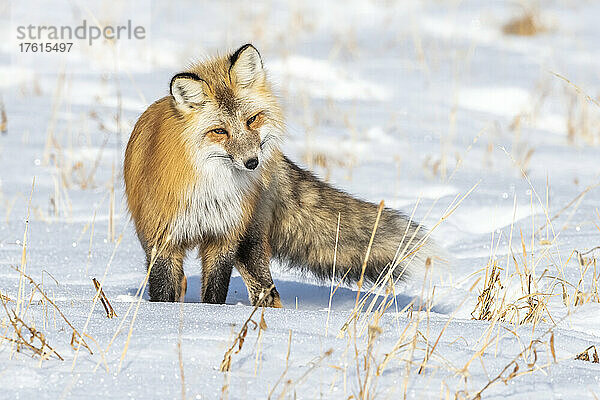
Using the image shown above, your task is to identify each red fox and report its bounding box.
[124,44,439,307]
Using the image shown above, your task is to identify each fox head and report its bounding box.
[169,44,284,172]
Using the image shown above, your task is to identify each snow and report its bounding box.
[270,56,392,101]
[1,0,600,399]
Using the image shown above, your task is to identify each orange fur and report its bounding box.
[124,97,197,247]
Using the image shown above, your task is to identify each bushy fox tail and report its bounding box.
[269,156,440,285]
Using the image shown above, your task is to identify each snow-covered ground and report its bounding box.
[1,1,600,398]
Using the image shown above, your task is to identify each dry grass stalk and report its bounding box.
[118,237,169,372]
[375,318,414,377]
[472,261,504,321]
[474,149,559,326]
[573,248,600,306]
[92,278,117,318]
[471,334,552,400]
[446,125,489,183]
[347,260,437,398]
[302,152,351,182]
[471,234,554,326]
[81,135,110,190]
[0,98,7,134]
[357,323,382,400]
[220,372,230,400]
[418,291,472,375]
[12,266,92,354]
[355,200,386,306]
[566,90,598,144]
[42,71,65,165]
[514,232,550,325]
[575,345,599,363]
[334,202,399,398]
[90,230,159,373]
[267,330,293,399]
[109,163,116,242]
[549,331,557,363]
[502,11,545,36]
[74,230,126,372]
[85,210,98,275]
[274,348,334,400]
[325,212,341,336]
[554,71,600,145]
[346,295,420,397]
[177,278,186,400]
[337,201,386,335]
[358,262,437,395]
[219,285,273,372]
[254,306,268,376]
[338,182,478,349]
[1,292,63,361]
[70,331,84,351]
[16,178,35,319]
[551,71,600,110]
[535,182,600,237]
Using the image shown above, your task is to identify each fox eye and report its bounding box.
[212,128,228,135]
[246,113,259,127]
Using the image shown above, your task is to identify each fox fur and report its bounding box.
[124,44,439,307]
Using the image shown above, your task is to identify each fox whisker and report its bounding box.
[260,134,278,150]
[206,154,233,163]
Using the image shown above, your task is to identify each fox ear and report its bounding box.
[170,72,207,105]
[229,44,264,87]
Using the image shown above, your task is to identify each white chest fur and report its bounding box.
[170,164,255,242]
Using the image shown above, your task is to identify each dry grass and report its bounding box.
[3,125,594,400]
[318,140,600,398]
[117,237,166,372]
[575,345,599,363]
[471,331,555,399]
[548,71,600,145]
[471,230,554,327]
[218,286,335,399]
[87,232,161,374]
[0,262,97,363]
[0,293,12,302]
[535,182,600,237]
[177,279,186,400]
[13,266,92,354]
[92,277,117,318]
[275,348,333,398]
[37,69,124,206]
[1,296,63,361]
[471,260,504,321]
[302,151,354,182]
[267,330,293,399]
[502,9,546,36]
[508,71,600,163]
[572,247,600,306]
[2,4,600,399]
[219,285,273,373]
[471,149,599,329]
[325,188,475,398]
[5,178,91,357]
[0,98,7,134]
[205,162,600,398]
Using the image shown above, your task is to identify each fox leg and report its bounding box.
[144,243,186,302]
[236,234,282,308]
[199,241,235,304]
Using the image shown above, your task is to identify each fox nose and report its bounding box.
[244,157,259,170]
